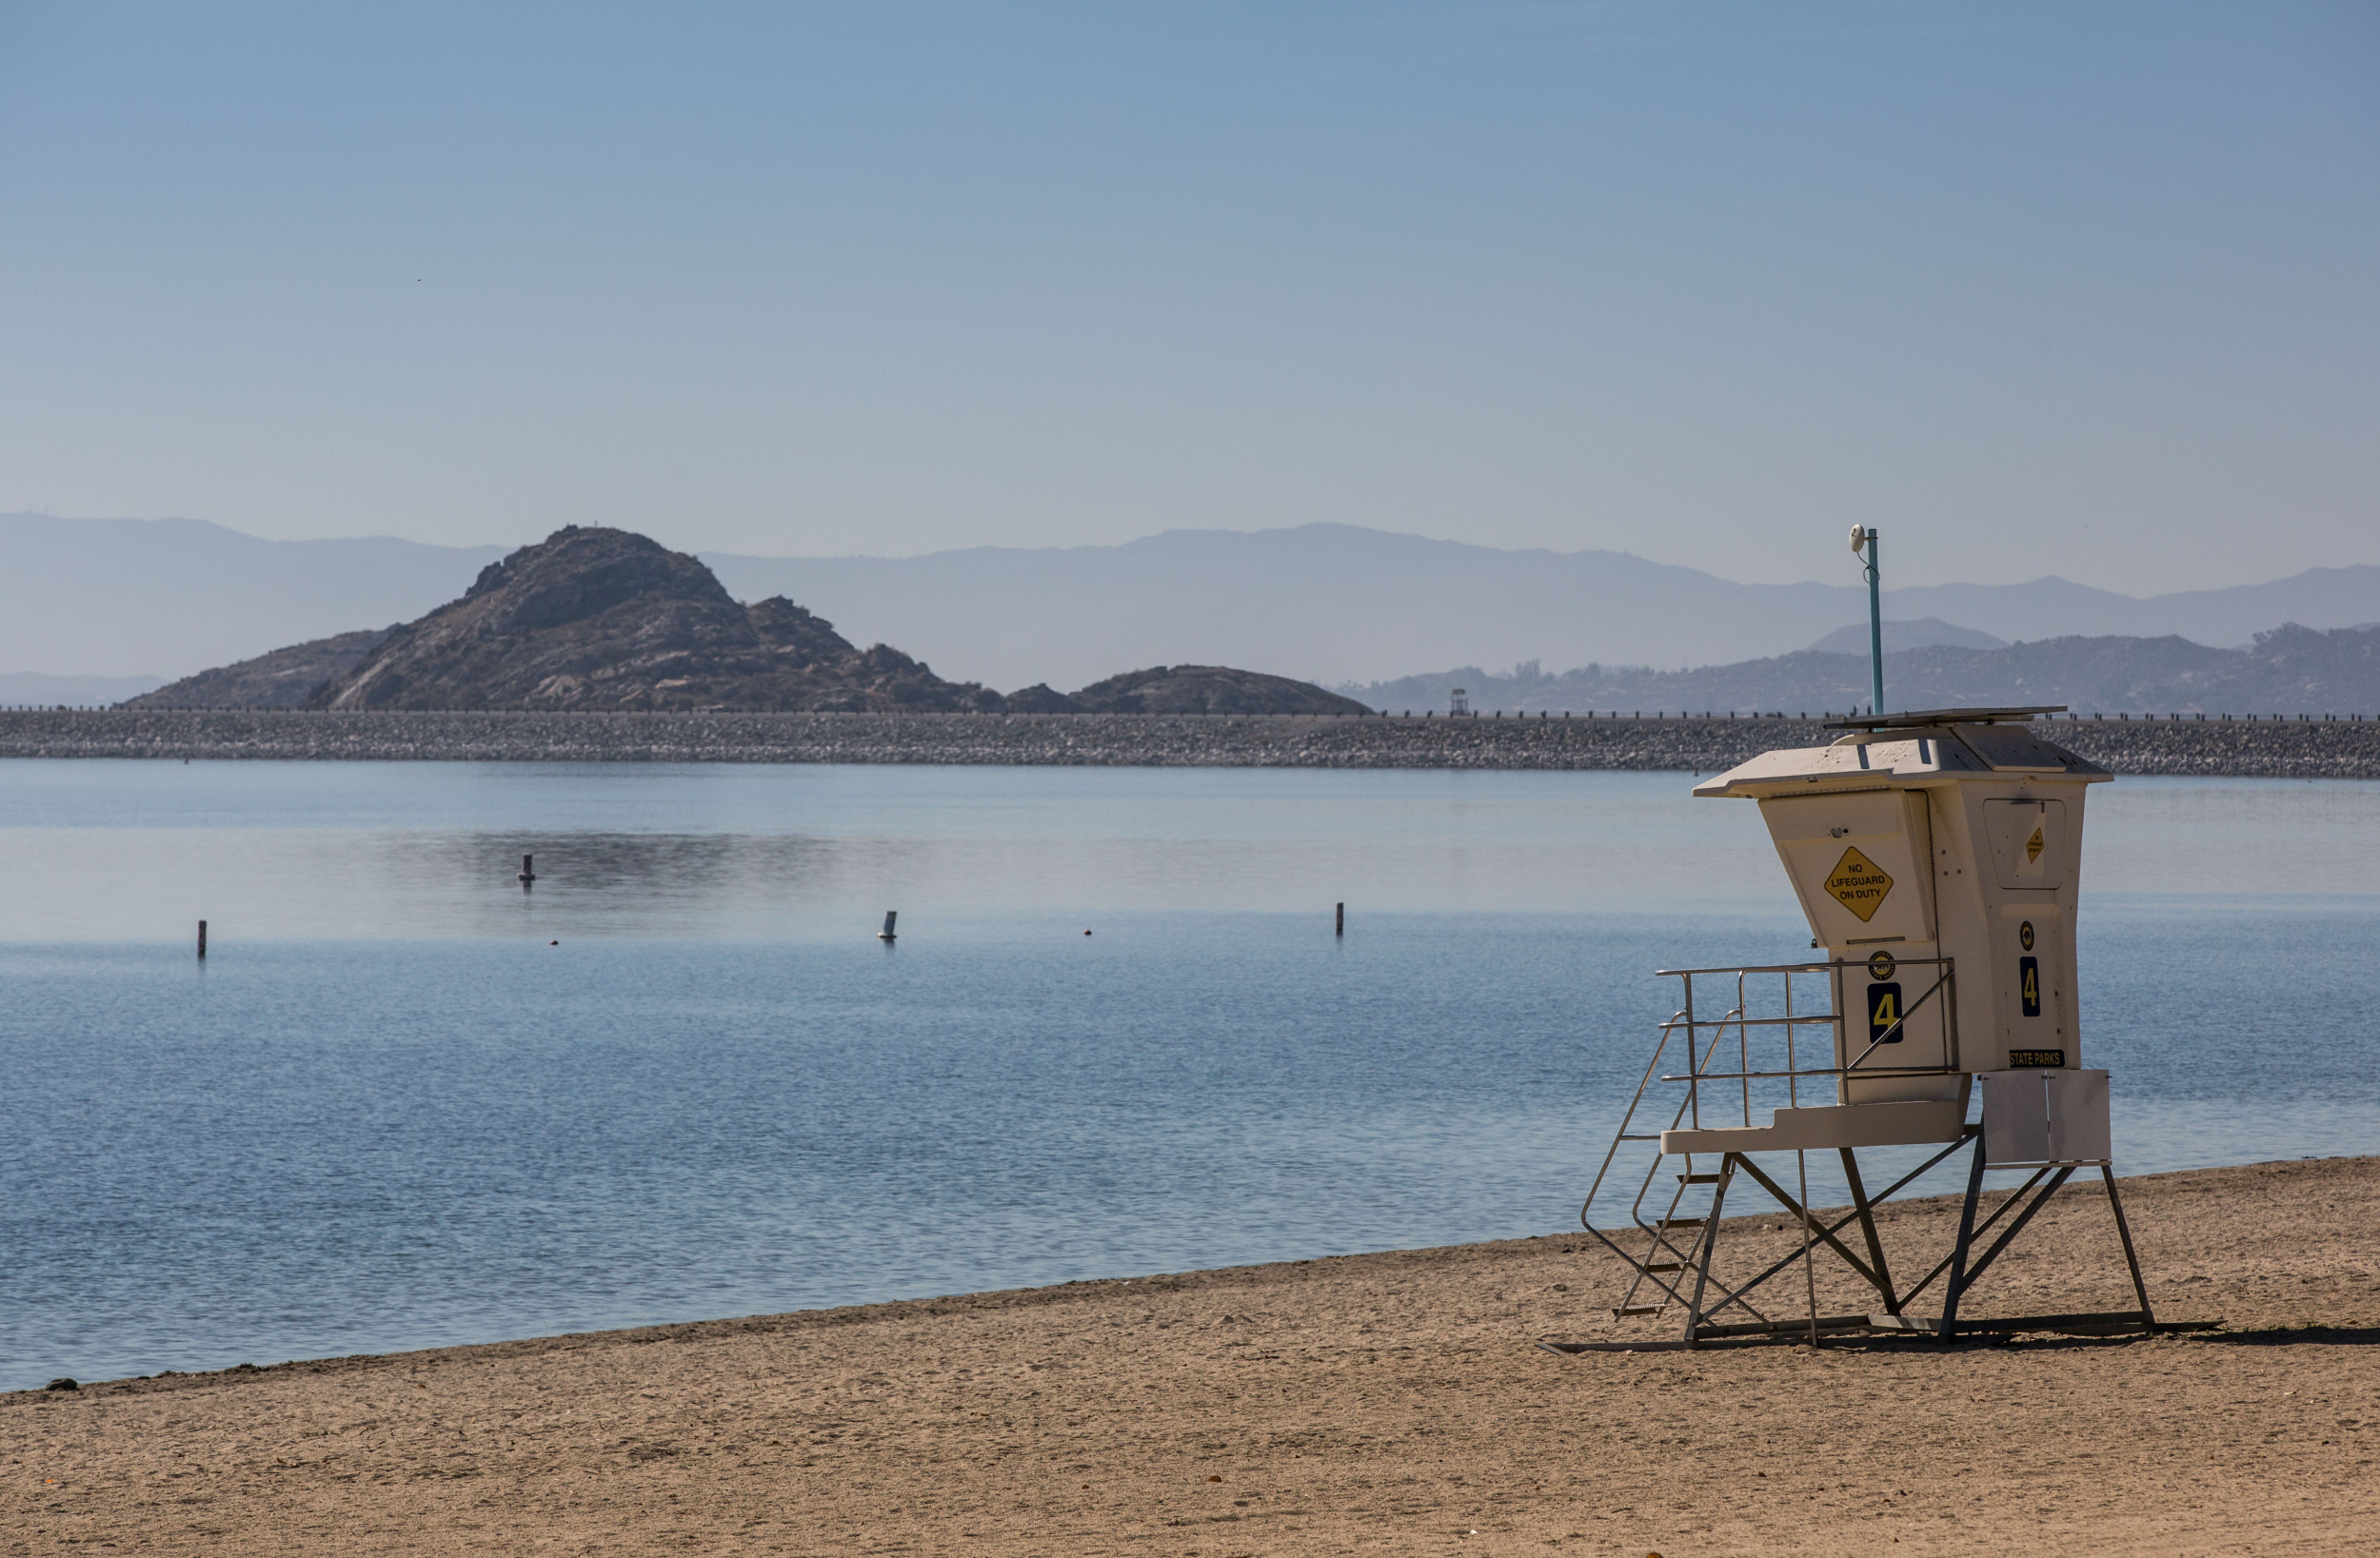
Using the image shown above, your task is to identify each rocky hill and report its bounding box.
[1061,665,1372,715]
[293,527,1001,713]
[128,526,1361,716]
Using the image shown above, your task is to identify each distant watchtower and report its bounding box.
[1449,688,1470,716]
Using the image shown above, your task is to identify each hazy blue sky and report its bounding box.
[2,2,2373,591]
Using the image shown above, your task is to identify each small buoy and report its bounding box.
[549,939,559,946]
[518,853,536,884]
[1083,929,1092,937]
[878,910,898,941]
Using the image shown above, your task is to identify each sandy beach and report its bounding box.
[6,1154,2374,1556]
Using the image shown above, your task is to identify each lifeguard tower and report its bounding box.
[1567,707,2175,1347]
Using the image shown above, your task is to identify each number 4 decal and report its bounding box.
[1866,981,1904,1044]
[2019,956,2040,1017]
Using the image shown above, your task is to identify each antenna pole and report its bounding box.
[1861,527,1884,715]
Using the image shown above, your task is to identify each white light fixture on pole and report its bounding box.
[1850,525,1882,716]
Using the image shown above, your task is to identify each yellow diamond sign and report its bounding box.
[1825,846,1894,922]
[2025,823,2046,865]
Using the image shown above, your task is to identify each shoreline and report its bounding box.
[8,1154,2373,1553]
[10,1151,2370,1396]
[11,1154,2363,1397]
[5,707,2378,777]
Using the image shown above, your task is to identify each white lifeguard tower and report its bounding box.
[1565,706,2178,1347]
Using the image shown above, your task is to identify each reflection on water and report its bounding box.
[0,760,2373,1389]
[0,763,1804,939]
[6,764,2377,941]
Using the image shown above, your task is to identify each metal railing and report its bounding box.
[1577,957,1963,1328]
[1583,958,1960,1198]
[1656,956,1961,1129]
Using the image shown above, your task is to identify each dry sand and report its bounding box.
[7,1155,2375,1556]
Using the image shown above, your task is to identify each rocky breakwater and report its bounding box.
[2047,714,2380,778]
[5,709,2375,776]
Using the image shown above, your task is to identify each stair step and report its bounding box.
[1612,1305,1665,1317]
[1659,1217,1706,1229]
[1643,1262,1686,1272]
[1676,1173,1725,1184]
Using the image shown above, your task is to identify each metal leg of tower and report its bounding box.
[1637,1134,1978,1342]
[1937,1133,1991,1343]
[2102,1164,2156,1325]
[1839,1149,1899,1313]
[1723,1153,1894,1306]
[1729,1131,1981,1316]
[1954,1167,2079,1292]
[1895,1164,2049,1311]
[1681,1157,1737,1347]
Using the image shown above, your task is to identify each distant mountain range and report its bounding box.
[1344,623,2380,718]
[704,527,2380,690]
[1804,618,2009,655]
[0,513,503,685]
[0,670,178,707]
[8,512,2380,692]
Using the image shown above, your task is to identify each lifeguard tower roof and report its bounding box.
[1694,706,2107,799]
[1821,704,2065,730]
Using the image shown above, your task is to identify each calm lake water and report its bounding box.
[2,761,2374,1390]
